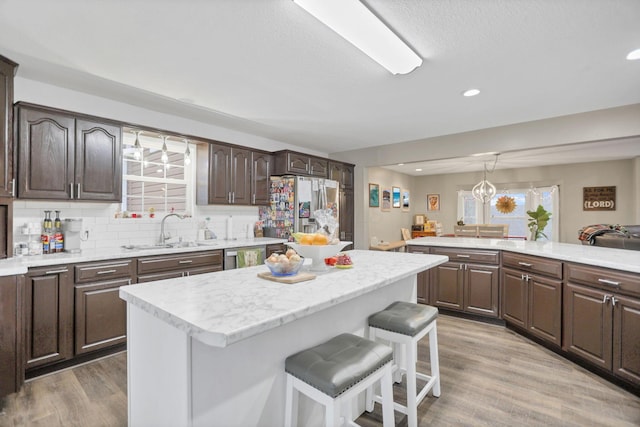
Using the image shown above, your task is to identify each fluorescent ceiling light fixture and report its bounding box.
[627,48,640,60]
[293,0,422,75]
[463,88,480,97]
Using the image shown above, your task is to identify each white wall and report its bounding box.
[366,168,413,244]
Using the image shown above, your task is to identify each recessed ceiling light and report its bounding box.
[471,151,499,157]
[627,48,640,60]
[415,168,423,172]
[462,89,480,97]
[397,163,404,166]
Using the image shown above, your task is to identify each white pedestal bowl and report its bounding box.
[285,241,352,272]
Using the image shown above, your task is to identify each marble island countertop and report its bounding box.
[119,250,448,348]
[0,237,287,277]
[407,237,640,274]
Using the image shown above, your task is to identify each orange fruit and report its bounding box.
[312,233,329,245]
[299,234,314,245]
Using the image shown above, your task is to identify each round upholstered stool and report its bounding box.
[284,333,395,427]
[366,302,440,427]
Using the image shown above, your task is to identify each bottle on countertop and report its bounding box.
[53,210,64,253]
[41,210,52,254]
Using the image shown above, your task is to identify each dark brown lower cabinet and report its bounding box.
[502,267,562,346]
[0,275,22,397]
[431,261,499,317]
[75,278,130,355]
[137,250,223,282]
[564,282,640,384]
[407,246,430,304]
[266,243,286,257]
[24,266,73,370]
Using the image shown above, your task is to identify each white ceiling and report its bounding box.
[1,0,639,173]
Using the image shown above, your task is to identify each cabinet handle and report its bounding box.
[179,260,193,264]
[45,268,69,275]
[456,254,470,258]
[252,194,256,204]
[228,192,231,203]
[611,296,617,307]
[602,295,610,304]
[232,192,235,203]
[70,183,75,199]
[10,179,15,197]
[518,262,533,267]
[96,269,117,275]
[128,279,132,285]
[597,278,620,287]
[77,183,81,198]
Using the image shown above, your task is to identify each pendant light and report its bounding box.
[160,135,169,164]
[133,131,143,161]
[471,154,499,203]
[184,139,191,165]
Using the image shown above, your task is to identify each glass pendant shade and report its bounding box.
[133,131,142,160]
[161,136,169,164]
[184,140,191,165]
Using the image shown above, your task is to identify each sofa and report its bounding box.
[580,225,640,251]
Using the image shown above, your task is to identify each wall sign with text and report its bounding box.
[583,186,616,211]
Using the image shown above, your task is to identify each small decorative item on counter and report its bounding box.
[149,207,155,218]
[41,210,53,254]
[265,249,303,276]
[335,253,353,269]
[457,219,465,226]
[53,210,64,252]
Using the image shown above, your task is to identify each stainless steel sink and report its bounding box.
[121,241,211,251]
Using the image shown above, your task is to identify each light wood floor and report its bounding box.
[1,315,638,426]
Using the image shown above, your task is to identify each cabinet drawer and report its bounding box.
[430,247,499,264]
[565,263,640,298]
[75,259,135,283]
[137,250,222,275]
[503,252,562,279]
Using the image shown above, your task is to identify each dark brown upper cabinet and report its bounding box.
[274,150,328,178]
[329,161,354,191]
[251,151,273,205]
[197,142,250,205]
[0,55,17,198]
[16,103,122,201]
[197,142,271,206]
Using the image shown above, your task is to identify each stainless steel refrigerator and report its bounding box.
[260,175,339,240]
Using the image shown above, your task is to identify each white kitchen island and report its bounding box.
[119,249,448,427]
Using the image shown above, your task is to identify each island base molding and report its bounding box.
[126,276,416,427]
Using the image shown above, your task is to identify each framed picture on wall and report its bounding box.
[369,183,380,207]
[392,187,401,208]
[427,193,440,211]
[402,189,410,211]
[381,188,391,211]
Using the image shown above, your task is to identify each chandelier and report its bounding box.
[472,155,498,203]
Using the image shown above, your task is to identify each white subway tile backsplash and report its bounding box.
[13,201,260,254]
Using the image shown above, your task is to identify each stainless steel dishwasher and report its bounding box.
[223,246,267,270]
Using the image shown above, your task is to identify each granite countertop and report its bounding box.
[119,250,448,348]
[407,237,640,274]
[0,238,287,277]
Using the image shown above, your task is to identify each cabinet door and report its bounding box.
[309,157,328,178]
[75,278,130,355]
[18,108,74,199]
[613,295,640,384]
[528,274,562,347]
[0,275,19,397]
[339,190,354,248]
[207,144,232,204]
[330,162,354,191]
[286,152,310,175]
[464,263,499,317]
[137,270,185,283]
[563,282,612,371]
[0,196,12,259]
[502,268,527,328]
[251,152,272,205]
[431,262,464,311]
[75,119,122,201]
[231,148,251,204]
[0,56,17,197]
[266,243,285,256]
[25,267,73,370]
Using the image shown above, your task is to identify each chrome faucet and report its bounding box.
[159,213,185,245]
